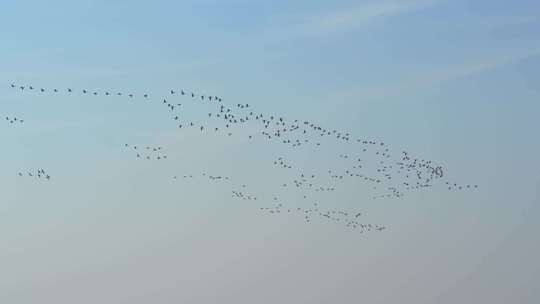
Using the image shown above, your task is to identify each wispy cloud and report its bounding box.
[298,0,440,35]
[345,48,540,100]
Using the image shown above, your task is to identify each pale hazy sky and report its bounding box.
[1,1,539,303]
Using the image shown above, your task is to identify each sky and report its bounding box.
[1,0,539,303]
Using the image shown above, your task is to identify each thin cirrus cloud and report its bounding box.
[341,47,540,101]
[297,0,441,35]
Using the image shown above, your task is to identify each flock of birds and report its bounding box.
[6,82,479,233]
[17,168,51,181]
[5,116,24,125]
[124,144,168,161]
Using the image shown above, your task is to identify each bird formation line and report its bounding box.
[17,168,50,180]
[260,202,385,232]
[173,172,231,182]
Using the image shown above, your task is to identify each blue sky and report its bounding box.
[1,1,539,303]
